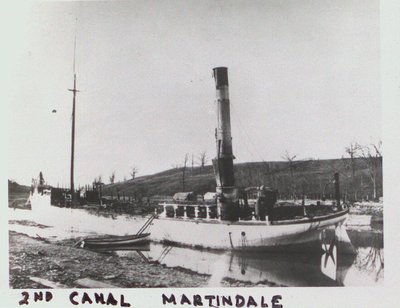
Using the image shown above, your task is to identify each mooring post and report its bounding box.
[334,172,343,211]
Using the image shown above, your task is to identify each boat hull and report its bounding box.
[151,211,349,251]
[82,233,150,249]
[28,190,51,211]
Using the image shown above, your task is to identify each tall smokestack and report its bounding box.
[212,67,239,221]
[213,67,235,187]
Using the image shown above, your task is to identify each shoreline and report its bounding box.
[9,231,210,289]
[9,231,276,289]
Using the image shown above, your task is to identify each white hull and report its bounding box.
[28,189,51,211]
[151,211,349,251]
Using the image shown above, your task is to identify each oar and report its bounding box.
[136,214,155,235]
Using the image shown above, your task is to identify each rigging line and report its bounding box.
[231,103,279,178]
[229,101,257,160]
[73,18,78,75]
[231,104,266,163]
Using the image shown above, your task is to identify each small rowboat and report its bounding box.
[90,244,150,252]
[78,214,155,250]
[80,233,150,249]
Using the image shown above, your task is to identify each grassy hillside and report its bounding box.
[8,180,30,194]
[8,180,31,209]
[102,157,382,202]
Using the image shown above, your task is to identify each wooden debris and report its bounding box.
[103,273,122,280]
[29,276,68,289]
[72,238,84,247]
[74,278,118,288]
[35,234,51,243]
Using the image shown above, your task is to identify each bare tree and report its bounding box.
[130,166,139,180]
[281,150,297,200]
[345,143,358,177]
[39,171,45,186]
[198,151,208,169]
[355,141,382,200]
[109,171,116,184]
[340,157,352,201]
[182,153,189,191]
[92,175,104,199]
[93,175,102,184]
[344,142,359,200]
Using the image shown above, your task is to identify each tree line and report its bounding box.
[233,141,382,202]
[99,142,382,202]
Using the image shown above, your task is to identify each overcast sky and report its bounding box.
[6,0,380,187]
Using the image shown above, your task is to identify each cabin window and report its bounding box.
[197,206,207,218]
[186,206,196,218]
[176,206,185,217]
[165,205,175,218]
[208,205,218,219]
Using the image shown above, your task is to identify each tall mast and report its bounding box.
[68,20,79,196]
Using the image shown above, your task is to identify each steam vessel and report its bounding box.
[152,67,351,252]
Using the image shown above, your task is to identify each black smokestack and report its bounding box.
[213,67,229,87]
[212,67,239,221]
[212,67,235,188]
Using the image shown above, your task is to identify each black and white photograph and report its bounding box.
[2,0,399,307]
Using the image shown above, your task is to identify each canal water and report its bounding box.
[8,204,383,287]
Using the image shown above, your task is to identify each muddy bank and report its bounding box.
[9,220,51,229]
[9,231,210,289]
[8,192,30,210]
[349,202,383,224]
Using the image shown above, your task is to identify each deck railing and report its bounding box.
[158,203,219,220]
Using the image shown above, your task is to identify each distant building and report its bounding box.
[203,192,217,202]
[173,192,197,203]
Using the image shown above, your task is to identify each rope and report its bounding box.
[231,101,271,168]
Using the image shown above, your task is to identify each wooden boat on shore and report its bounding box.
[80,233,150,249]
[151,67,353,253]
[80,214,154,249]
